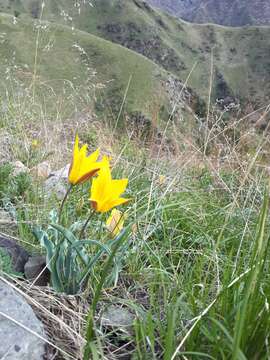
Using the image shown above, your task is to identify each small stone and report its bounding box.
[0,235,29,273]
[24,256,50,286]
[49,164,70,180]
[31,161,51,179]
[0,279,46,359]
[43,164,70,200]
[11,161,29,176]
[44,176,67,201]
[101,305,135,333]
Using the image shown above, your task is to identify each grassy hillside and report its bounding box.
[0,11,173,123]
[5,0,269,108]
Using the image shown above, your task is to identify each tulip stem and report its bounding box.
[79,210,95,240]
[58,184,73,223]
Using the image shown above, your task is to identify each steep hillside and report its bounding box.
[87,0,270,107]
[0,12,174,122]
[1,0,270,110]
[147,0,270,26]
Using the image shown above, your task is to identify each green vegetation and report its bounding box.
[0,247,17,274]
[0,1,270,359]
[2,139,270,358]
[0,163,32,206]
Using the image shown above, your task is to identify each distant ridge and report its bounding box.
[147,0,270,26]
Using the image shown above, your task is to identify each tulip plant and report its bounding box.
[33,134,130,295]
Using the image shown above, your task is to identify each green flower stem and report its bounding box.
[58,184,73,223]
[79,210,95,240]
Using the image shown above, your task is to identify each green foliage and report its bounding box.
[83,227,130,359]
[0,247,22,276]
[0,247,14,274]
[1,142,269,359]
[232,189,270,358]
[0,163,32,205]
[0,163,13,196]
[33,210,114,295]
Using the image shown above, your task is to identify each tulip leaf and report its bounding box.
[51,223,89,265]
[50,244,64,292]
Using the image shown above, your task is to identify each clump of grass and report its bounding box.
[0,163,32,206]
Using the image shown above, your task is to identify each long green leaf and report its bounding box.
[83,228,130,360]
[51,223,89,265]
[232,188,269,358]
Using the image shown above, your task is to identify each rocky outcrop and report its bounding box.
[97,22,186,74]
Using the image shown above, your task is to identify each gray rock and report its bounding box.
[49,164,70,180]
[101,305,135,333]
[0,279,46,359]
[43,164,70,200]
[0,235,29,273]
[44,175,67,201]
[24,256,50,286]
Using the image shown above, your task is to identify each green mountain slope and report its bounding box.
[1,0,270,110]
[74,0,270,107]
[5,0,269,108]
[0,11,174,122]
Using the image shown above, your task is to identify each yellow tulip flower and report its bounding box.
[68,134,101,185]
[90,156,130,213]
[106,209,126,237]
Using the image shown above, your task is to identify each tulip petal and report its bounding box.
[87,148,100,163]
[68,134,102,185]
[76,168,100,184]
[99,197,131,213]
[110,179,128,197]
[89,155,130,213]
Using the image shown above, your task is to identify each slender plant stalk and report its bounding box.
[32,1,45,101]
[79,210,95,240]
[58,184,73,223]
[232,188,269,359]
[83,229,129,360]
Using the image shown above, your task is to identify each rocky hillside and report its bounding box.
[147,0,270,26]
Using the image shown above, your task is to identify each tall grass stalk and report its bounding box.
[232,185,270,358]
[83,228,130,360]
